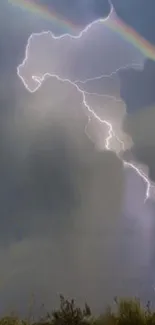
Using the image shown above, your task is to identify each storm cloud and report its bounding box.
[119,59,155,114]
[0,72,127,314]
[119,59,155,182]
[1,0,155,316]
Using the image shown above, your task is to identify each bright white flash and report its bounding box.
[16,5,152,203]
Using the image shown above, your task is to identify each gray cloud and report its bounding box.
[1,0,155,315]
[112,0,155,45]
[0,74,127,314]
[119,60,155,182]
[119,59,155,114]
[122,103,155,183]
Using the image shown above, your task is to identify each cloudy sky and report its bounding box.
[1,0,155,316]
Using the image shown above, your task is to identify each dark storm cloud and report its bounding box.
[1,0,155,315]
[112,0,155,45]
[118,59,155,114]
[0,75,124,241]
[0,74,126,314]
[122,103,155,183]
[118,59,155,182]
[115,1,155,184]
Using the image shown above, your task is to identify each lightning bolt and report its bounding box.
[17,68,152,202]
[16,4,152,203]
[75,62,143,84]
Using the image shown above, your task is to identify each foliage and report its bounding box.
[1,296,155,325]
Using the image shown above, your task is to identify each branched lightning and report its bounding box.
[19,71,122,151]
[17,68,152,202]
[17,5,114,79]
[81,90,123,102]
[75,62,143,84]
[16,5,152,203]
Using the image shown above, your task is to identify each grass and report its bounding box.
[1,295,155,325]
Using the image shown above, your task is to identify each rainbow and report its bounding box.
[8,0,81,33]
[9,0,155,61]
[105,12,155,61]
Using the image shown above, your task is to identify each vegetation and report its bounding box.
[1,295,155,325]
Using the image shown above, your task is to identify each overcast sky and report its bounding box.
[1,0,155,316]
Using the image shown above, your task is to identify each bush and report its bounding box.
[39,295,92,325]
[2,296,155,325]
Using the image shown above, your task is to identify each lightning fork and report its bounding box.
[17,68,152,202]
